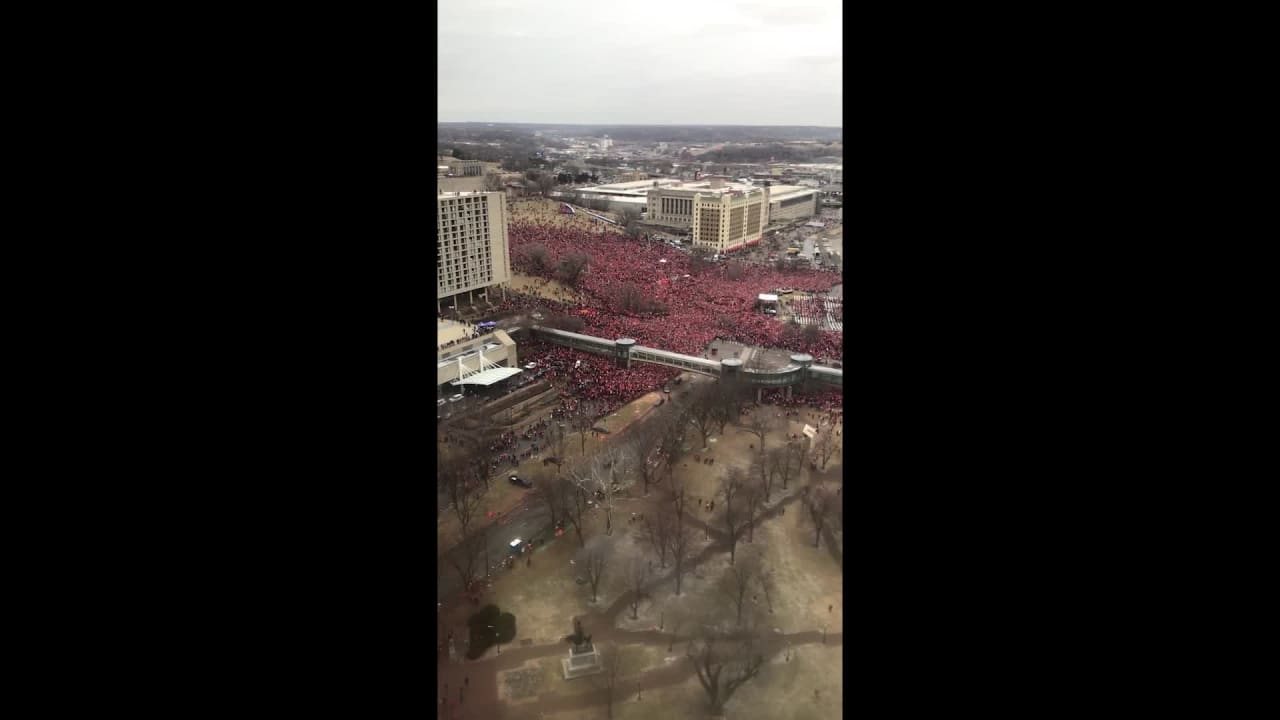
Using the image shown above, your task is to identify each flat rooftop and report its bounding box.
[768,185,819,202]
[578,179,770,198]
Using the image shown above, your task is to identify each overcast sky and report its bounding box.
[438,0,841,127]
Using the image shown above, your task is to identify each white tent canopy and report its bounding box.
[451,367,523,386]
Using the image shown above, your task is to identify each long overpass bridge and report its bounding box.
[514,325,842,392]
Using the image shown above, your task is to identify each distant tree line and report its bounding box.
[699,143,841,164]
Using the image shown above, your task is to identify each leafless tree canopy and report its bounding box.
[439,452,485,540]
[743,463,766,544]
[625,423,664,496]
[575,536,612,603]
[668,522,696,596]
[546,421,569,473]
[688,625,767,714]
[641,503,676,569]
[447,528,487,591]
[718,468,746,565]
[687,383,718,449]
[814,422,841,469]
[596,644,633,720]
[523,243,549,273]
[744,411,781,459]
[803,485,841,549]
[718,553,766,627]
[556,252,591,287]
[535,470,568,528]
[570,400,603,456]
[768,444,801,494]
[626,557,650,620]
[563,460,595,547]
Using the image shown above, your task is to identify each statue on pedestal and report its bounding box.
[564,617,593,649]
[561,617,602,679]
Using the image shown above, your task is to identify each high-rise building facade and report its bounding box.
[692,187,769,253]
[437,191,511,310]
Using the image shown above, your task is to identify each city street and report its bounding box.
[438,497,553,604]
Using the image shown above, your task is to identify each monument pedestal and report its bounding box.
[561,642,603,679]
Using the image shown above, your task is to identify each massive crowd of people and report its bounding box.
[524,340,679,418]
[506,220,844,360]
[448,209,845,422]
[760,387,844,416]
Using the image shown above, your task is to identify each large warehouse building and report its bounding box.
[768,185,822,222]
[571,177,821,243]
[437,191,511,312]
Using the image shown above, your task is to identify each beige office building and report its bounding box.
[437,191,511,311]
[692,185,769,252]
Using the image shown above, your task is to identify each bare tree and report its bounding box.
[483,172,506,191]
[687,385,718,450]
[570,400,602,456]
[814,423,841,470]
[784,441,806,490]
[668,522,696,596]
[804,485,838,549]
[535,173,556,197]
[742,465,766,544]
[743,411,781,461]
[598,446,627,536]
[626,422,664,497]
[447,528,486,593]
[626,557,650,620]
[597,644,633,720]
[524,243,550,273]
[718,554,763,627]
[641,503,675,569]
[717,468,746,565]
[757,564,777,615]
[575,536,611,603]
[557,252,591,287]
[547,421,569,475]
[659,409,690,484]
[535,471,568,529]
[769,444,801,495]
[439,455,484,541]
[688,626,767,715]
[563,461,595,547]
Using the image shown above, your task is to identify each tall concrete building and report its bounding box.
[437,191,511,312]
[691,182,769,253]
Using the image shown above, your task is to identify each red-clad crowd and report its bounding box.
[522,339,679,417]
[760,387,844,416]
[507,222,844,360]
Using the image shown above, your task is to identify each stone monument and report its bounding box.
[561,617,603,679]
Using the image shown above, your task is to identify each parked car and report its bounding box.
[449,393,464,403]
[509,474,533,488]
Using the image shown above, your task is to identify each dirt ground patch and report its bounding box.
[755,482,843,637]
[509,198,619,234]
[727,642,843,720]
[510,273,583,304]
[541,673,708,720]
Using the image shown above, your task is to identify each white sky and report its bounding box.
[438,0,842,127]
